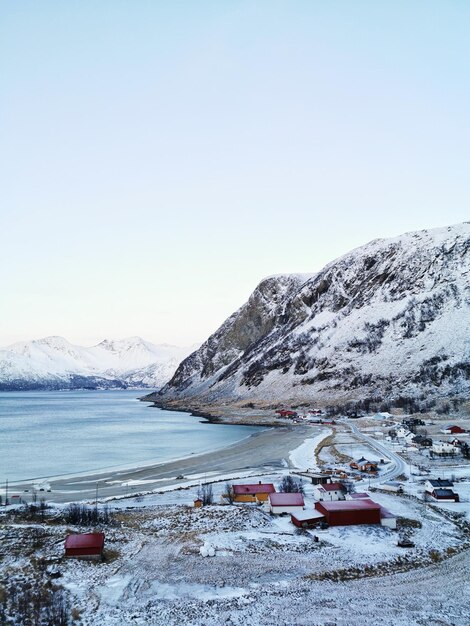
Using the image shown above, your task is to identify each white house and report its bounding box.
[396,426,410,439]
[269,492,305,515]
[424,479,453,492]
[313,482,346,501]
[432,441,459,455]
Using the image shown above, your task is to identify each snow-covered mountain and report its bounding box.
[149,223,470,409]
[0,336,193,390]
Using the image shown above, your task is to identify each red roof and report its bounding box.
[447,426,465,433]
[350,492,370,499]
[269,492,305,507]
[233,483,276,495]
[316,499,380,512]
[322,482,346,492]
[65,533,105,550]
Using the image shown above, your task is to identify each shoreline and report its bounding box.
[142,396,291,428]
[11,423,323,504]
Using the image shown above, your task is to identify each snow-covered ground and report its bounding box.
[0,335,194,388]
[1,422,469,625]
[288,428,332,470]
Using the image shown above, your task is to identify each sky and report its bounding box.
[1,1,469,348]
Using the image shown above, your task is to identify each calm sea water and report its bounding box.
[0,390,261,482]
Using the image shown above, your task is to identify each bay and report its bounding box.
[0,390,261,482]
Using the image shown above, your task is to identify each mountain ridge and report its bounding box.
[148,222,470,410]
[0,336,194,391]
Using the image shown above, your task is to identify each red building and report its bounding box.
[275,409,297,418]
[315,499,381,526]
[444,425,466,434]
[65,533,105,559]
[291,509,325,528]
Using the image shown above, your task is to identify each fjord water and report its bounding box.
[0,390,261,482]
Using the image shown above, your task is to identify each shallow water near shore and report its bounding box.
[0,390,262,482]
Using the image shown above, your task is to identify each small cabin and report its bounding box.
[65,533,105,560]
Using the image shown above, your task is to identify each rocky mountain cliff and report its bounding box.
[0,336,193,391]
[148,223,470,409]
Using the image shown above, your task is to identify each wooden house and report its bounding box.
[232,482,276,503]
[349,457,378,472]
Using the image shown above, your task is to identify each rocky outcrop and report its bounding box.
[148,223,470,408]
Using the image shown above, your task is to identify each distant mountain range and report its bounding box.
[147,222,470,410]
[0,336,194,391]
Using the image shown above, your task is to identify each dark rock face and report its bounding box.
[152,223,470,407]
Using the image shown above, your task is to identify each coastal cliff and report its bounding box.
[145,223,470,410]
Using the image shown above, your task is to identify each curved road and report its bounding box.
[348,423,407,484]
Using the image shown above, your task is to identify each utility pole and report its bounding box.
[95,482,99,508]
[5,479,8,507]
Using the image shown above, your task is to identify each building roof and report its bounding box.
[65,533,105,550]
[428,479,453,488]
[291,509,325,522]
[433,488,456,497]
[233,483,276,495]
[349,492,370,499]
[316,499,381,512]
[321,482,346,492]
[269,492,305,506]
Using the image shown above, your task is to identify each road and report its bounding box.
[348,423,408,484]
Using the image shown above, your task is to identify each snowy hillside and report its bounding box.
[0,336,193,391]
[150,223,470,408]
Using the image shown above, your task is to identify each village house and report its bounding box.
[402,417,426,428]
[411,434,433,447]
[427,488,460,502]
[349,457,378,472]
[431,441,459,456]
[440,425,466,435]
[425,479,459,502]
[232,482,276,503]
[64,533,105,560]
[313,482,347,501]
[380,481,404,493]
[275,409,297,418]
[292,472,332,485]
[269,492,305,515]
[395,426,411,439]
[425,478,454,491]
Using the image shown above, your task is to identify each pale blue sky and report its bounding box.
[1,1,469,346]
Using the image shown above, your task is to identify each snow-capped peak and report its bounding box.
[0,336,195,391]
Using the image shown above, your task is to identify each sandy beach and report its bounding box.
[12,423,321,504]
